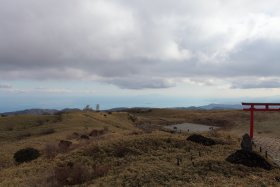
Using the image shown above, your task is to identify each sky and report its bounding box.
[1,0,280,112]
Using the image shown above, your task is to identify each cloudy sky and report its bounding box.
[1,0,280,112]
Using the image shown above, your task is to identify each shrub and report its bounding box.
[92,164,110,178]
[16,132,32,139]
[66,132,80,140]
[14,148,40,163]
[58,140,72,152]
[53,162,110,186]
[44,143,58,159]
[113,145,132,157]
[80,135,90,140]
[73,132,79,137]
[6,126,13,131]
[128,114,137,122]
[54,112,63,123]
[129,131,143,135]
[186,134,217,146]
[89,128,108,137]
[37,120,45,126]
[38,128,55,135]
[103,127,109,132]
[89,129,99,137]
[54,162,90,185]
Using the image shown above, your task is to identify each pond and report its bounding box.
[164,123,219,133]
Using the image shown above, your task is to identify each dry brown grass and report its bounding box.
[1,110,280,186]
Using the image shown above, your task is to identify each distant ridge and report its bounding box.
[0,103,242,116]
[173,104,242,110]
[1,109,59,116]
[199,103,242,110]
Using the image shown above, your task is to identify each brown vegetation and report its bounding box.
[1,110,280,186]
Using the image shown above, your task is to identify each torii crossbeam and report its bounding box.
[242,102,280,139]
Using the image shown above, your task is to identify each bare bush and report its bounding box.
[103,127,109,132]
[80,134,90,140]
[52,162,110,186]
[92,164,110,178]
[16,132,32,139]
[6,126,13,131]
[54,162,89,185]
[208,128,220,137]
[113,145,132,157]
[89,127,108,137]
[58,140,72,153]
[44,143,58,159]
[128,130,143,135]
[66,132,80,140]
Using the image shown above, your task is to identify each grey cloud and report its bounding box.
[0,84,26,93]
[104,77,175,89]
[231,78,280,89]
[223,39,280,77]
[0,84,12,89]
[0,0,280,89]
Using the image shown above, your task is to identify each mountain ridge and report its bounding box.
[0,103,242,116]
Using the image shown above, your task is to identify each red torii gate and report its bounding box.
[242,102,280,139]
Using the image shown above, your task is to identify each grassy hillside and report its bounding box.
[0,111,135,169]
[1,110,280,186]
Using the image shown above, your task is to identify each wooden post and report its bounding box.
[250,104,254,139]
[176,157,180,166]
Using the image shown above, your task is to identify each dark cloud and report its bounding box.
[223,39,280,77]
[104,77,175,89]
[0,0,280,89]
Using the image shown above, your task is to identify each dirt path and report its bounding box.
[253,136,280,166]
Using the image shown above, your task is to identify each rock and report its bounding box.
[241,133,252,152]
[226,150,272,170]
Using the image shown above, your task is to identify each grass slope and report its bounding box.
[0,110,280,186]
